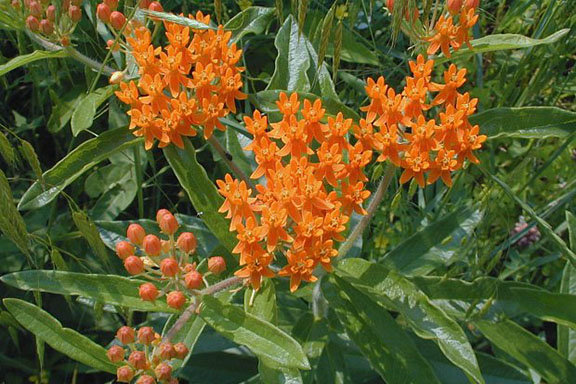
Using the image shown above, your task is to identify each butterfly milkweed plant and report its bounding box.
[2,0,576,382]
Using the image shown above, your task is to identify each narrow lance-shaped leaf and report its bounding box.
[322,275,442,384]
[0,169,30,256]
[0,270,176,313]
[71,85,117,137]
[19,139,44,185]
[163,138,237,262]
[18,128,141,210]
[475,319,576,384]
[336,259,485,384]
[199,295,310,370]
[0,50,68,77]
[72,210,111,266]
[558,211,576,363]
[224,6,275,44]
[138,9,214,29]
[0,130,16,165]
[3,298,118,374]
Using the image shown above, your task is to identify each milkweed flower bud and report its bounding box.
[137,326,156,345]
[139,282,159,301]
[107,345,125,362]
[116,326,135,344]
[116,365,135,383]
[124,255,144,275]
[161,239,171,254]
[158,342,175,360]
[128,350,148,370]
[28,0,42,17]
[46,5,56,21]
[148,1,163,12]
[68,5,82,22]
[26,15,40,31]
[156,209,171,223]
[109,71,124,84]
[176,232,197,254]
[160,258,179,277]
[127,223,146,245]
[107,39,121,52]
[136,375,156,384]
[159,213,178,235]
[110,10,126,30]
[447,0,463,12]
[139,0,152,8]
[40,19,53,35]
[465,0,479,8]
[208,256,226,275]
[96,2,111,22]
[183,262,197,273]
[11,0,20,9]
[143,234,162,256]
[116,241,134,259]
[184,270,203,290]
[104,0,118,10]
[173,342,189,359]
[155,362,172,381]
[166,291,186,309]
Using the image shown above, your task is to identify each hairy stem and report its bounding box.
[338,163,396,258]
[207,135,256,191]
[164,275,244,342]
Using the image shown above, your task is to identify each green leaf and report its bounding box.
[163,139,237,260]
[0,50,68,77]
[316,339,352,384]
[336,259,484,384]
[225,6,275,44]
[18,128,141,210]
[3,298,117,373]
[321,275,441,384]
[558,211,576,363]
[244,279,277,324]
[444,29,570,61]
[0,169,30,257]
[138,9,214,29]
[381,207,482,275]
[475,319,576,384]
[267,15,311,93]
[413,276,576,329]
[471,107,576,139]
[0,130,16,166]
[199,295,310,370]
[71,85,117,137]
[71,209,111,266]
[47,86,84,133]
[1,270,176,313]
[19,139,44,185]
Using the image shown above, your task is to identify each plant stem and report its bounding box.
[134,147,145,218]
[164,275,243,342]
[207,135,256,191]
[26,31,116,76]
[338,163,396,258]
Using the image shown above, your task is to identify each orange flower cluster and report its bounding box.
[115,209,226,309]
[115,12,246,149]
[217,94,374,292]
[427,3,479,57]
[110,325,188,383]
[361,54,486,187]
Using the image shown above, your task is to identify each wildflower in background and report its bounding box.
[510,217,541,248]
[115,12,247,149]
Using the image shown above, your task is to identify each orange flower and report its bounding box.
[400,147,431,187]
[428,149,460,186]
[426,15,459,57]
[339,181,371,215]
[429,64,467,106]
[234,248,275,291]
[278,249,318,292]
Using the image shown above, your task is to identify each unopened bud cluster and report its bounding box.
[510,217,541,248]
[15,0,83,41]
[110,325,188,383]
[96,0,163,31]
[116,209,227,309]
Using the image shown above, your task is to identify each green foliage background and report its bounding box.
[0,0,575,383]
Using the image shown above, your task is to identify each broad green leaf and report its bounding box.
[1,270,175,313]
[476,319,576,384]
[413,276,576,329]
[267,15,311,93]
[178,351,258,383]
[199,295,310,370]
[3,298,117,373]
[444,28,570,61]
[471,107,576,139]
[381,207,482,275]
[225,6,275,44]
[413,337,531,384]
[322,275,441,384]
[315,339,351,384]
[138,9,214,29]
[97,214,219,258]
[558,211,576,363]
[291,313,330,383]
[0,169,30,257]
[0,50,68,77]
[252,90,360,121]
[163,138,237,262]
[336,259,484,384]
[71,85,117,136]
[18,128,141,210]
[47,86,84,133]
[86,164,138,221]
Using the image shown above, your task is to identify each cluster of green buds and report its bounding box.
[115,209,227,309]
[109,325,188,383]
